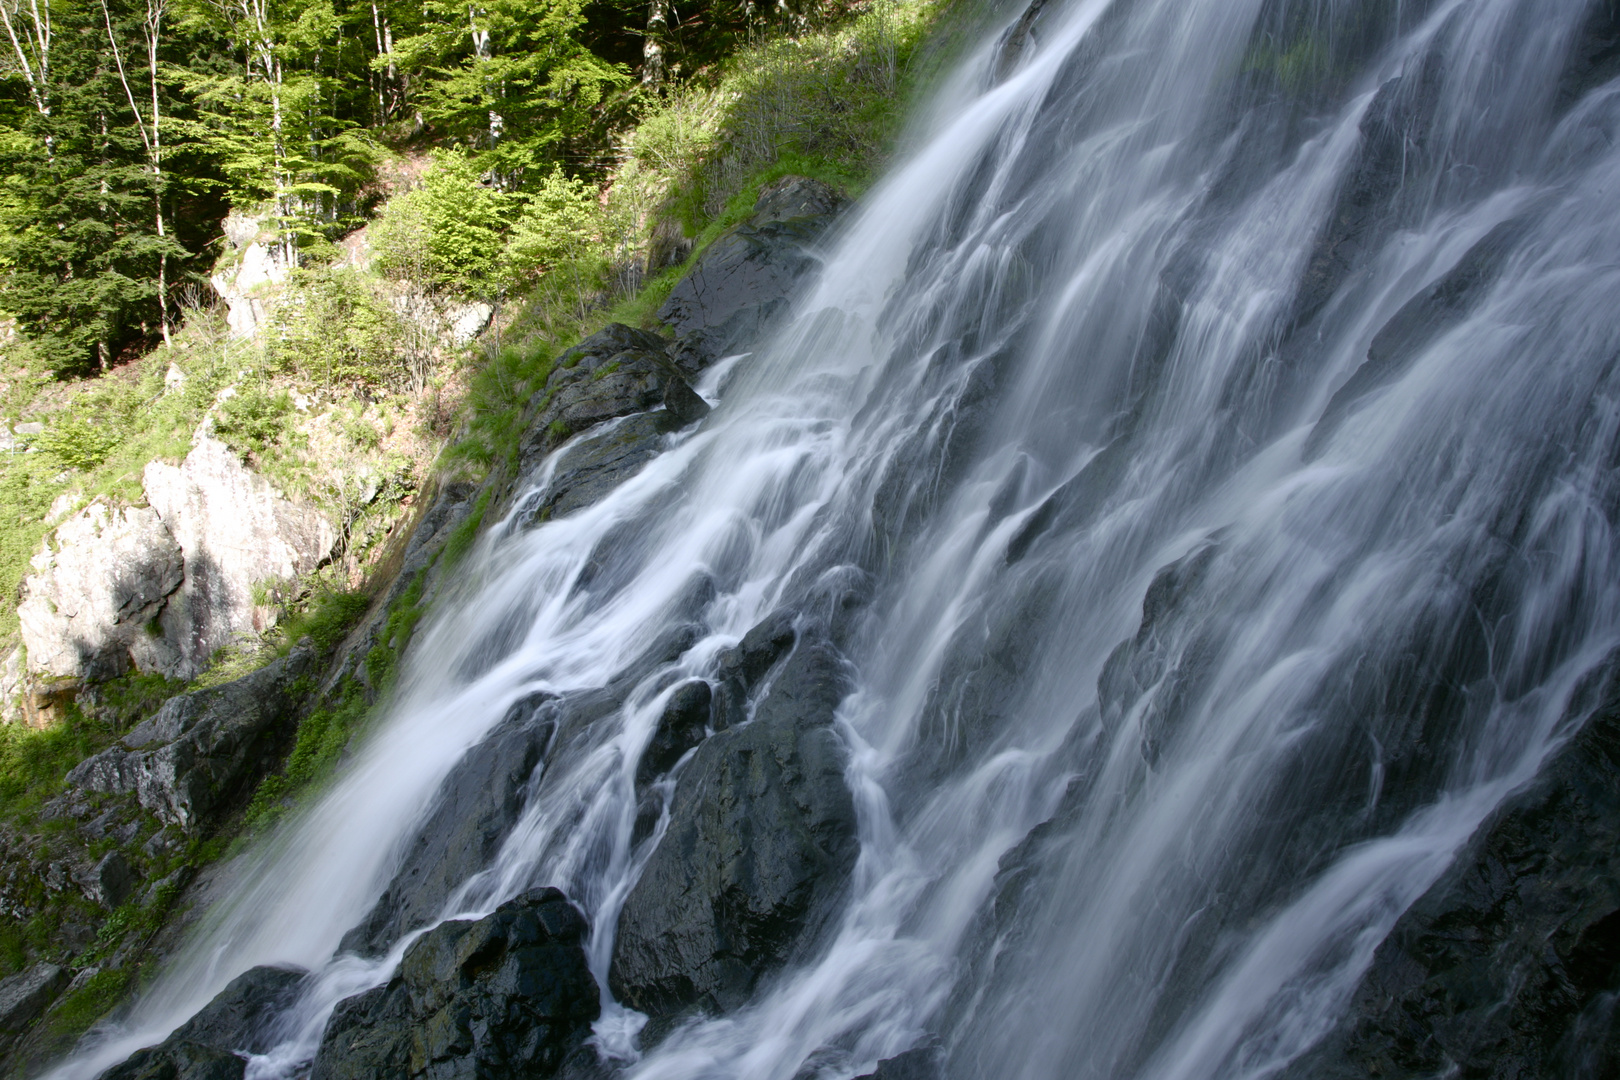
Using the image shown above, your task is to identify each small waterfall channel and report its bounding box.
[53,0,1620,1078]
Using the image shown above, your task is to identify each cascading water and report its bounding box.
[51,0,1620,1077]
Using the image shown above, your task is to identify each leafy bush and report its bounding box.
[266,268,413,389]
[499,170,602,285]
[280,587,372,654]
[372,150,514,294]
[215,385,294,458]
[35,416,119,471]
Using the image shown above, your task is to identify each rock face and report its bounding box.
[15,438,334,684]
[311,888,599,1080]
[94,965,308,1080]
[172,965,309,1053]
[211,215,291,340]
[656,176,845,360]
[142,437,336,680]
[0,965,67,1040]
[1284,688,1620,1080]
[66,647,316,833]
[523,414,674,525]
[513,324,701,482]
[854,1045,942,1080]
[339,697,557,957]
[17,502,184,680]
[610,627,858,1017]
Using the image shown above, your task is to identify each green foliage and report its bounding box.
[439,491,489,568]
[390,0,628,188]
[0,706,109,823]
[243,681,368,830]
[35,416,121,472]
[498,170,602,285]
[372,150,513,293]
[215,384,294,458]
[266,267,412,388]
[279,587,371,654]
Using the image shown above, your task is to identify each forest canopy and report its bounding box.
[0,0,808,375]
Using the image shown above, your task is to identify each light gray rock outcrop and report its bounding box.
[16,502,184,679]
[141,437,335,679]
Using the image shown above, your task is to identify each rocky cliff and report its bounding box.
[0,175,850,1079]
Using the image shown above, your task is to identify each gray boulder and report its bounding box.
[67,647,316,833]
[634,679,712,790]
[141,437,336,680]
[81,851,139,909]
[0,964,67,1038]
[312,888,599,1080]
[172,965,309,1054]
[515,328,708,481]
[519,414,673,526]
[656,176,846,363]
[17,502,184,680]
[854,1045,942,1080]
[96,1040,245,1080]
[610,633,858,1017]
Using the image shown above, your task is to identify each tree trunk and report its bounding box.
[642,0,667,86]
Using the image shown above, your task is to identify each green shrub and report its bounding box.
[280,587,372,655]
[215,384,294,458]
[498,170,602,286]
[35,416,119,471]
[372,150,514,294]
[266,268,413,389]
[0,707,108,823]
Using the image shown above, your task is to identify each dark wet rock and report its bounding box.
[854,1044,943,1080]
[710,607,799,731]
[90,964,309,1080]
[1292,57,1443,331]
[1095,537,1223,764]
[993,0,1050,82]
[84,850,139,908]
[313,888,598,1080]
[97,1041,246,1080]
[66,647,317,833]
[521,414,671,526]
[0,964,66,1037]
[1559,0,1620,110]
[555,324,670,370]
[750,175,846,224]
[1304,217,1528,460]
[610,635,857,1018]
[657,177,845,364]
[311,982,412,1080]
[1283,684,1620,1080]
[635,679,712,789]
[661,377,710,426]
[340,697,556,957]
[172,965,309,1054]
[513,326,709,484]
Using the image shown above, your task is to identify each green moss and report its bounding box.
[440,491,491,569]
[49,969,130,1035]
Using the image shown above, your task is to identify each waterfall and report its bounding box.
[53,0,1620,1078]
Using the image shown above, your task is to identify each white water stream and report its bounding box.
[53,0,1620,1078]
